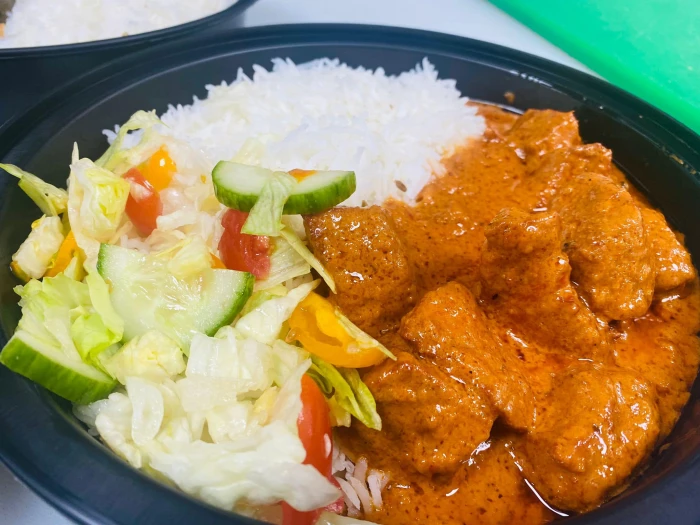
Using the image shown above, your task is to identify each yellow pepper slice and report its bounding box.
[211,253,227,269]
[139,146,177,192]
[45,231,77,277]
[288,292,390,368]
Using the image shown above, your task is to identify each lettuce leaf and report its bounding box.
[159,237,212,281]
[241,171,296,237]
[0,163,68,216]
[308,355,382,431]
[235,280,318,345]
[12,215,65,280]
[101,330,184,385]
[15,273,124,366]
[255,236,311,291]
[86,272,124,341]
[96,110,163,174]
[67,156,130,269]
[239,286,288,317]
[75,361,339,513]
[279,226,336,293]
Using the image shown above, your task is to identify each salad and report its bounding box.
[0,111,392,524]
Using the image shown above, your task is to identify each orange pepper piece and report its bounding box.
[45,231,77,277]
[139,146,177,192]
[289,169,316,182]
[288,292,387,368]
[210,253,227,269]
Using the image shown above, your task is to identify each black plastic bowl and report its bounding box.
[0,24,699,525]
[0,0,258,125]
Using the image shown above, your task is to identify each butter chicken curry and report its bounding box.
[303,106,700,523]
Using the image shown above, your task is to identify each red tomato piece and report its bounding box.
[281,375,334,525]
[218,209,271,279]
[123,168,162,237]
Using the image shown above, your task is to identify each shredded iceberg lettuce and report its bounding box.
[158,237,212,281]
[308,355,382,431]
[101,330,185,385]
[12,215,65,280]
[68,155,130,269]
[235,280,318,345]
[75,358,339,513]
[241,172,296,237]
[15,273,124,367]
[279,226,336,293]
[239,286,287,317]
[96,110,163,175]
[255,236,311,291]
[0,163,68,216]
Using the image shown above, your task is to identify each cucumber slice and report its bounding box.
[212,162,356,215]
[0,330,116,404]
[97,244,253,350]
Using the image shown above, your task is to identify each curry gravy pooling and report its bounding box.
[304,105,700,524]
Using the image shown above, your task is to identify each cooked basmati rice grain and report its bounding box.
[161,58,485,206]
[352,457,368,484]
[367,470,384,509]
[349,477,373,515]
[337,477,362,511]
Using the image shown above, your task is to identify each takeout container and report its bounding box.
[0,0,259,125]
[0,24,698,525]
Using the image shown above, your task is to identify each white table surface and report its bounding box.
[0,1,587,524]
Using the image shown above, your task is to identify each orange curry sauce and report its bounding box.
[304,106,700,524]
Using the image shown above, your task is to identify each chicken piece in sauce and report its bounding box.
[304,206,417,337]
[400,281,535,432]
[550,172,655,319]
[518,143,614,210]
[316,106,698,525]
[641,207,696,291]
[480,207,609,359]
[516,364,660,513]
[359,352,497,475]
[507,109,582,170]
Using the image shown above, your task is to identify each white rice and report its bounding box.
[0,0,239,48]
[160,58,485,206]
[333,446,388,517]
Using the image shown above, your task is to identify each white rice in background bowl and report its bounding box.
[0,0,239,48]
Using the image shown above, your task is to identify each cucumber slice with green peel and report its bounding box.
[0,330,116,404]
[97,244,253,351]
[212,161,356,215]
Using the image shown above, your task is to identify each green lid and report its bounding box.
[491,0,700,134]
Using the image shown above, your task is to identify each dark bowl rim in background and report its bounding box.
[0,0,259,57]
[0,23,698,525]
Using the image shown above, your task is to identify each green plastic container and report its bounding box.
[491,0,700,134]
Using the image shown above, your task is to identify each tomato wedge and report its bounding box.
[218,209,271,278]
[123,168,162,237]
[282,375,334,525]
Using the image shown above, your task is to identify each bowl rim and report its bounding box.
[0,0,259,56]
[0,22,698,525]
